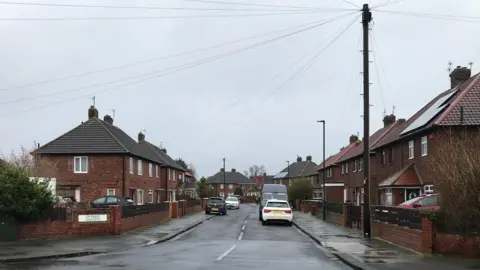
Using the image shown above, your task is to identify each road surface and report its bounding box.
[1,204,351,270]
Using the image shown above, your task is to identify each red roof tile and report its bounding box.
[316,143,356,170]
[378,164,423,187]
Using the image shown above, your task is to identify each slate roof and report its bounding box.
[315,142,357,172]
[141,141,186,171]
[206,171,252,184]
[274,159,318,179]
[263,175,274,184]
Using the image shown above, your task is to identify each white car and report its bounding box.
[225,197,240,209]
[261,199,293,226]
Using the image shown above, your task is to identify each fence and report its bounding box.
[122,203,169,218]
[325,202,344,215]
[346,204,361,229]
[187,199,200,207]
[371,205,421,230]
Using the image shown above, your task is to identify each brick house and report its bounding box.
[182,172,198,198]
[372,66,480,206]
[206,168,254,197]
[272,156,317,186]
[310,135,358,203]
[33,106,184,203]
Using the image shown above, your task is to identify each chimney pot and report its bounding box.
[383,114,396,127]
[138,132,145,142]
[88,105,99,119]
[231,168,236,172]
[306,155,312,161]
[296,156,302,162]
[349,135,359,144]
[103,114,113,125]
[450,66,471,89]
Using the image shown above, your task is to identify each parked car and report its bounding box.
[205,197,227,215]
[56,196,69,208]
[396,193,440,211]
[261,199,293,226]
[225,196,240,209]
[90,196,135,208]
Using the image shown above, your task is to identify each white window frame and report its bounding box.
[421,136,428,156]
[107,189,115,196]
[137,189,144,205]
[148,190,154,203]
[354,160,357,172]
[341,164,345,175]
[74,156,88,173]
[138,160,143,175]
[149,163,153,177]
[345,162,348,174]
[359,158,363,171]
[381,150,386,165]
[220,184,224,189]
[129,157,134,174]
[156,165,159,178]
[408,140,414,159]
[228,184,233,189]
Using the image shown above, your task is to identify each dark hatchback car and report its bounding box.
[205,197,227,215]
[91,196,135,208]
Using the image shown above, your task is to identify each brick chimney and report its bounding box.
[88,105,98,119]
[450,66,471,89]
[296,156,302,162]
[349,134,359,144]
[306,155,312,161]
[220,168,225,172]
[138,132,145,142]
[383,114,396,127]
[103,115,113,125]
[161,148,167,154]
[231,168,236,172]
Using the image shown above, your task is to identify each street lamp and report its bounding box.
[286,161,290,185]
[223,158,226,199]
[317,120,326,221]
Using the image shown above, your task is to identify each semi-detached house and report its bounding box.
[33,105,186,204]
[207,168,254,197]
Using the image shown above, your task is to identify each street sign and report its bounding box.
[78,214,108,223]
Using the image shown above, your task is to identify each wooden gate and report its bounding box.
[0,215,17,242]
[346,204,361,230]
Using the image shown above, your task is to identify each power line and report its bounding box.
[371,28,393,111]
[340,0,361,9]
[376,10,480,23]
[1,14,353,92]
[369,32,386,111]
[372,0,406,9]
[0,13,354,116]
[0,1,343,12]
[184,0,352,11]
[0,10,334,21]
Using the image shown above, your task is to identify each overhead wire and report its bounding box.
[369,32,386,112]
[0,12,355,117]
[1,13,355,92]
[372,0,406,9]
[375,10,480,23]
[340,0,361,9]
[370,27,393,112]
[183,0,352,11]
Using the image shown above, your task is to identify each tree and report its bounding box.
[187,162,197,178]
[175,158,189,170]
[243,164,267,178]
[196,177,215,198]
[234,187,243,196]
[0,164,56,222]
[287,178,313,203]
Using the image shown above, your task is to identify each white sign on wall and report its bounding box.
[78,214,108,223]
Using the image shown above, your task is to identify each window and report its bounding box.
[359,158,363,171]
[149,163,153,177]
[228,184,233,189]
[408,140,414,159]
[341,164,345,175]
[345,163,348,174]
[220,192,224,197]
[354,160,358,172]
[74,156,88,173]
[136,189,144,205]
[138,160,143,175]
[421,136,428,156]
[381,150,386,165]
[156,165,159,178]
[266,201,289,208]
[388,148,393,163]
[107,189,115,196]
[220,184,224,189]
[129,157,134,174]
[148,190,154,203]
[106,196,118,203]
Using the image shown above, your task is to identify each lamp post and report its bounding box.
[223,158,226,199]
[286,160,290,185]
[317,120,326,221]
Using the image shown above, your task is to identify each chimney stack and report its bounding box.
[306,155,312,161]
[220,168,225,172]
[263,173,267,176]
[138,132,145,142]
[349,134,359,144]
[383,114,396,127]
[161,148,167,154]
[103,115,113,125]
[88,105,99,119]
[296,156,302,162]
[450,66,471,89]
[231,168,236,172]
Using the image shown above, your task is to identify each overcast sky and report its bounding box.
[0,0,479,178]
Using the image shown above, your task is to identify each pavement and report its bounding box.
[0,204,353,270]
[0,211,212,264]
[292,212,480,270]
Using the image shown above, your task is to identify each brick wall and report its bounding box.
[120,208,170,232]
[371,220,423,252]
[326,186,344,203]
[434,234,480,257]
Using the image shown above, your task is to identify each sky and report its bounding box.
[0,0,479,178]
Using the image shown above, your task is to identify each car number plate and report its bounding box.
[211,208,218,211]
[273,210,283,214]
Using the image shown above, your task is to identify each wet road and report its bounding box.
[1,204,351,270]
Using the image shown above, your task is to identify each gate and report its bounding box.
[0,215,18,242]
[346,204,361,230]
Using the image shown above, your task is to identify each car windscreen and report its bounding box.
[263,192,287,201]
[266,201,289,208]
[399,196,422,206]
[226,197,238,201]
[209,198,224,202]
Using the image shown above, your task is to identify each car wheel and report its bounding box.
[205,211,210,215]
[262,220,267,226]
[259,213,263,221]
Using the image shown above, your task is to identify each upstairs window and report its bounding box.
[408,140,414,159]
[341,164,345,175]
[156,165,159,178]
[345,163,348,174]
[129,157,134,174]
[421,136,428,156]
[354,160,358,172]
[149,163,153,177]
[138,160,143,175]
[74,156,88,173]
[381,150,386,165]
[388,148,393,163]
[359,158,363,171]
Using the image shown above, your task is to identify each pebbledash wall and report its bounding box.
[299,201,480,258]
[19,200,204,241]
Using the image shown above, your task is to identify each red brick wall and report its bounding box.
[126,157,164,203]
[372,220,423,252]
[326,212,344,226]
[434,234,480,257]
[120,209,170,232]
[19,208,114,240]
[326,186,344,203]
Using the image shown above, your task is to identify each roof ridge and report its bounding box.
[33,119,89,153]
[434,74,480,125]
[370,121,400,147]
[95,118,130,152]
